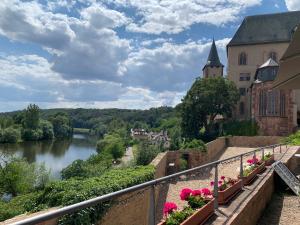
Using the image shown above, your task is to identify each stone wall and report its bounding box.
[227,136,282,147]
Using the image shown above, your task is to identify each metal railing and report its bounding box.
[12,143,287,225]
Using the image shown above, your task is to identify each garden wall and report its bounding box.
[227,136,281,147]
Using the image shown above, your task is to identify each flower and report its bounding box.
[247,159,253,164]
[163,202,177,216]
[218,180,223,185]
[221,176,225,180]
[210,181,214,186]
[201,188,211,196]
[180,188,192,200]
[191,189,202,196]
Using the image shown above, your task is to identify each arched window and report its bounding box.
[238,52,247,65]
[269,51,277,62]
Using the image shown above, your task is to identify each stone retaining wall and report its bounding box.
[227,136,281,147]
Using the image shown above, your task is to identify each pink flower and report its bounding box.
[221,176,225,180]
[210,181,214,186]
[247,159,253,164]
[163,202,177,216]
[201,188,211,196]
[180,188,192,201]
[191,189,202,196]
[218,180,223,185]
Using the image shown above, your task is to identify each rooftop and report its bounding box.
[228,11,300,47]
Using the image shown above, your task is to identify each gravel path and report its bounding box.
[160,147,274,211]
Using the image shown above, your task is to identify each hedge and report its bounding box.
[37,165,154,224]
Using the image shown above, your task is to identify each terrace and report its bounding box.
[5,136,300,225]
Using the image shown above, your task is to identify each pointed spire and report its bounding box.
[203,39,224,69]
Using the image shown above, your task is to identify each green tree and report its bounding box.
[181,77,239,139]
[136,141,160,166]
[23,104,40,130]
[1,128,20,143]
[96,134,125,161]
[39,120,54,139]
[49,113,72,139]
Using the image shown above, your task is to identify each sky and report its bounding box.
[0,0,299,112]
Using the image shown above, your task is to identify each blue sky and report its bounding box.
[0,0,298,112]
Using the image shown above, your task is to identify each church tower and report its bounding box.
[202,39,224,78]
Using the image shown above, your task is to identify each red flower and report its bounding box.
[201,188,211,196]
[180,188,192,200]
[210,181,214,186]
[221,176,225,180]
[247,159,253,164]
[163,202,177,216]
[191,189,202,196]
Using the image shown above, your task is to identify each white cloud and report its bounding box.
[109,0,262,34]
[285,0,300,10]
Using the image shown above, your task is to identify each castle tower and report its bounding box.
[202,39,224,78]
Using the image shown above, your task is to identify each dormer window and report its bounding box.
[239,52,247,65]
[269,51,277,62]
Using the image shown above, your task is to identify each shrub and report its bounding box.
[1,128,20,143]
[35,166,155,225]
[283,130,300,145]
[96,134,125,160]
[223,120,258,136]
[136,141,160,166]
[21,128,43,141]
[39,120,54,140]
[180,139,206,151]
[179,158,188,171]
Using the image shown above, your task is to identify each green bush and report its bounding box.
[0,193,40,222]
[40,120,54,140]
[283,130,300,145]
[136,141,160,165]
[180,139,206,151]
[96,134,125,160]
[0,127,20,143]
[179,158,188,171]
[21,128,43,141]
[35,166,155,225]
[223,120,258,136]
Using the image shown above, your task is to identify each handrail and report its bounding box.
[11,143,284,225]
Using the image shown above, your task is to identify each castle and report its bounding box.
[203,11,300,136]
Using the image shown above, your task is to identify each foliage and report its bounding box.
[223,120,258,136]
[210,176,238,191]
[283,130,300,145]
[180,139,206,151]
[40,120,54,139]
[23,104,40,130]
[61,154,113,179]
[0,192,40,222]
[179,158,188,171]
[166,207,194,225]
[0,157,50,196]
[262,152,272,161]
[136,141,160,166]
[0,127,21,143]
[49,112,72,139]
[181,77,239,139]
[33,166,155,225]
[21,128,43,141]
[96,134,125,160]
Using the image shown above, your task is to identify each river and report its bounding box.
[0,134,97,179]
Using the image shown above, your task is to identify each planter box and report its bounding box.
[264,155,274,166]
[158,199,215,225]
[218,180,242,204]
[239,162,265,185]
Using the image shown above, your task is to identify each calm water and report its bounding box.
[0,134,97,179]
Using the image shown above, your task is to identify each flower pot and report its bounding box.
[264,155,274,166]
[238,162,266,185]
[158,199,215,225]
[217,180,242,204]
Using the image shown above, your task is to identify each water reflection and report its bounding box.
[0,134,97,179]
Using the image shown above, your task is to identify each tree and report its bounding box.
[39,120,54,139]
[136,141,160,166]
[96,134,125,161]
[181,77,239,139]
[49,113,72,139]
[23,104,40,130]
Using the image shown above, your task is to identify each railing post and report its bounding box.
[262,148,265,160]
[240,155,244,187]
[213,163,219,209]
[280,144,282,153]
[149,185,156,225]
[272,146,275,154]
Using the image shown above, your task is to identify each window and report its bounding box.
[239,102,245,115]
[239,88,246,96]
[239,73,251,81]
[239,52,247,65]
[269,51,277,62]
[259,90,286,117]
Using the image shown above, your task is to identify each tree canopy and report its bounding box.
[181,77,239,139]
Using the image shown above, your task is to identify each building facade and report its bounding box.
[227,11,300,135]
[227,11,300,121]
